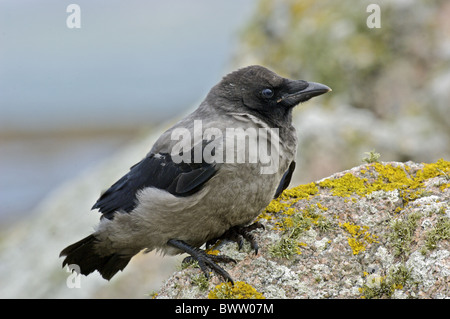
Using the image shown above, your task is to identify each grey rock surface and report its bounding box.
[157,161,450,299]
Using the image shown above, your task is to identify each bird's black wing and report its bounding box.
[273,161,296,198]
[92,152,218,220]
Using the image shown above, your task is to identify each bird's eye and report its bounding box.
[261,88,274,99]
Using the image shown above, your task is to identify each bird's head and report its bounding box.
[209,65,331,126]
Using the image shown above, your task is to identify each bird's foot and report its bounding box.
[168,239,236,284]
[207,221,265,255]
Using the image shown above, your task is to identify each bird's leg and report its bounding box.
[167,239,236,284]
[206,221,265,255]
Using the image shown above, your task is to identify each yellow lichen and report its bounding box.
[418,159,450,192]
[417,158,450,180]
[274,204,324,232]
[205,249,220,256]
[280,182,319,200]
[269,204,332,258]
[319,173,368,197]
[340,222,379,255]
[259,182,319,222]
[317,159,450,210]
[258,160,448,259]
[264,200,289,214]
[208,281,265,299]
[316,202,328,211]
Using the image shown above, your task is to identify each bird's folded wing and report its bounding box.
[92,151,218,220]
[273,161,296,199]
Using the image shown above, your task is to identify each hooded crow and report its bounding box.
[60,65,331,283]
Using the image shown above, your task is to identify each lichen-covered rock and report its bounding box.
[156,160,450,299]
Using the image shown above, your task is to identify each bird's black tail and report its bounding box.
[60,234,132,280]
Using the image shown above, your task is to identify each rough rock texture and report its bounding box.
[156,160,450,299]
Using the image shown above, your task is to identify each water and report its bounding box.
[0,0,257,224]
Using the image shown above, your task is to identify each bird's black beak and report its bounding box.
[277,80,331,107]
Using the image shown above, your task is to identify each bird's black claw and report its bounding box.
[211,221,265,255]
[168,239,236,284]
[191,252,236,284]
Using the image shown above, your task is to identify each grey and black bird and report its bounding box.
[60,65,331,283]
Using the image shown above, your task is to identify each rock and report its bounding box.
[156,160,450,299]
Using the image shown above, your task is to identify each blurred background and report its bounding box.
[1,0,449,298]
